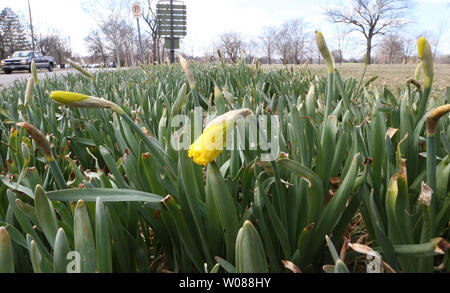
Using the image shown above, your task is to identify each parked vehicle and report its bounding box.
[1,51,56,74]
[108,61,117,68]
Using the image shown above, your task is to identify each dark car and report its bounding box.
[1,51,56,74]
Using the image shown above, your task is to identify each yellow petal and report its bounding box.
[417,37,426,59]
[50,91,90,104]
[188,122,228,166]
[188,108,253,166]
[417,37,434,89]
[49,91,124,114]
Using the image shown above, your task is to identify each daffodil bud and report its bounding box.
[31,59,39,86]
[9,127,18,150]
[315,31,334,74]
[16,122,54,162]
[417,37,434,89]
[217,49,223,62]
[426,104,450,135]
[406,78,421,90]
[179,55,196,89]
[21,142,31,166]
[0,226,13,273]
[65,59,95,81]
[50,91,124,115]
[24,76,35,106]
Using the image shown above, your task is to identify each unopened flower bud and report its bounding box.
[50,91,124,114]
[417,37,434,89]
[315,31,334,74]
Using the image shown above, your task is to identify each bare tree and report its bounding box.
[36,32,57,56]
[85,29,108,63]
[288,19,307,64]
[375,35,403,64]
[101,16,128,67]
[325,0,410,64]
[401,37,415,64]
[218,32,243,62]
[275,19,308,64]
[245,38,260,62]
[275,23,291,64]
[260,26,277,65]
[335,24,351,64]
[36,31,71,64]
[142,0,162,64]
[332,49,344,64]
[82,0,134,67]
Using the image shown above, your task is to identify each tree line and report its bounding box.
[211,0,449,65]
[1,0,449,66]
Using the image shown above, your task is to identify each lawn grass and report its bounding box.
[264,63,450,97]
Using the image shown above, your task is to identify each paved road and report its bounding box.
[0,68,108,88]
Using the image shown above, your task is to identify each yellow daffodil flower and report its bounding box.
[188,108,253,166]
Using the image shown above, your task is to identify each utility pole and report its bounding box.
[132,2,145,65]
[137,17,145,64]
[28,0,35,51]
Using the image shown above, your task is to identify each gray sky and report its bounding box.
[1,0,449,58]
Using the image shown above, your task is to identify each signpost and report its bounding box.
[156,0,187,63]
[132,2,145,65]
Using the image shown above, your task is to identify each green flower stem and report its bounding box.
[324,73,334,117]
[418,205,433,272]
[191,88,200,108]
[321,72,334,143]
[426,134,437,220]
[417,87,431,122]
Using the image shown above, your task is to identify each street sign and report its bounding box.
[157,4,186,9]
[157,20,186,26]
[158,30,187,37]
[164,38,180,50]
[132,2,142,18]
[157,14,187,21]
[156,8,186,15]
[156,0,187,63]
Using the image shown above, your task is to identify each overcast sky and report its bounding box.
[1,0,449,58]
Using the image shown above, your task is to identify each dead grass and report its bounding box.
[264,63,450,98]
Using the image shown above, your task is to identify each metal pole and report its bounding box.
[170,0,175,64]
[136,17,145,65]
[28,0,35,51]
